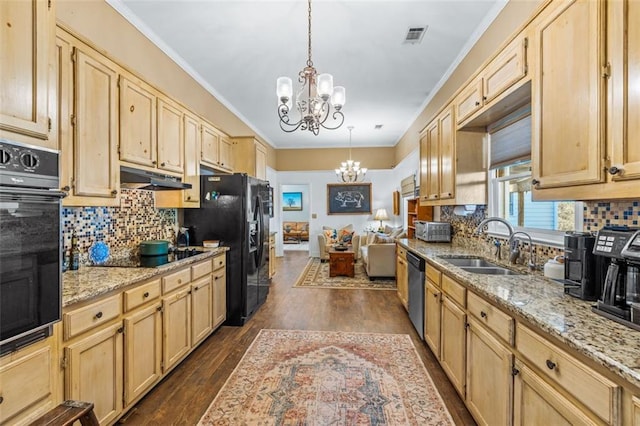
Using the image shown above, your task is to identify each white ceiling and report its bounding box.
[108,0,506,149]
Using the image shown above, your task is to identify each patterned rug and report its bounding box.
[293,257,396,290]
[198,329,454,425]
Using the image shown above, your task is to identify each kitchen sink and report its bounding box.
[460,266,521,276]
[441,257,499,268]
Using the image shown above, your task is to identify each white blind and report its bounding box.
[401,175,416,197]
[488,105,531,169]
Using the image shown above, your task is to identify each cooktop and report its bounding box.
[95,247,206,268]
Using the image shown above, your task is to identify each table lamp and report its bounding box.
[374,208,389,232]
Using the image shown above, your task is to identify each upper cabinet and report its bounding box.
[119,76,158,170]
[232,137,267,180]
[157,95,184,174]
[0,0,54,148]
[201,122,233,173]
[456,34,529,128]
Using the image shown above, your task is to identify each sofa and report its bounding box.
[317,225,360,261]
[283,222,309,243]
[359,227,406,279]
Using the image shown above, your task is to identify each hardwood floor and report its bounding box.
[121,252,475,425]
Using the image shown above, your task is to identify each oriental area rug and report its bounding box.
[198,329,454,425]
[293,257,396,290]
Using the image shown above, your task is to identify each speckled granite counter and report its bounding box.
[397,238,640,391]
[62,247,228,307]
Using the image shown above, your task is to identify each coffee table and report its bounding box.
[329,246,355,277]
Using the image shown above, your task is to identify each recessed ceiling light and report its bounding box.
[374,124,384,130]
[404,26,428,44]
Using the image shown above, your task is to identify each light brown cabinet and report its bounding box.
[162,287,191,373]
[633,396,640,425]
[119,75,158,169]
[212,254,227,328]
[395,246,408,310]
[268,234,276,279]
[424,277,441,358]
[233,137,267,180]
[201,122,233,173]
[182,111,201,206]
[0,0,53,147]
[0,339,57,425]
[56,30,120,207]
[440,293,467,398]
[466,316,513,426]
[157,96,184,174]
[191,275,213,346]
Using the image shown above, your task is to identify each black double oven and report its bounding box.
[0,140,65,356]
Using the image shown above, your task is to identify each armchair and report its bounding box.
[317,225,360,261]
[359,232,400,279]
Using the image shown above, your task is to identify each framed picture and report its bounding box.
[282,192,303,211]
[327,183,372,215]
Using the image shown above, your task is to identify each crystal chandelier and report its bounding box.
[335,126,367,182]
[276,0,345,135]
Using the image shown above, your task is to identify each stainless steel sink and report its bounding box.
[460,266,521,276]
[442,257,499,268]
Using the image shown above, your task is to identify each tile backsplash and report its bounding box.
[62,189,177,264]
[583,200,640,231]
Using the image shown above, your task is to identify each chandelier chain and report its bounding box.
[306,0,313,67]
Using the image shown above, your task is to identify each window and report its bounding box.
[486,108,582,246]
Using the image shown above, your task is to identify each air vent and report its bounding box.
[374,124,384,130]
[404,26,428,44]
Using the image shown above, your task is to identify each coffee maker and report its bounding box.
[592,227,640,329]
[563,232,603,300]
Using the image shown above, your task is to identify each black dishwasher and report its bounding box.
[407,251,425,339]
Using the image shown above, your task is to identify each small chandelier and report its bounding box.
[335,126,367,182]
[276,0,345,135]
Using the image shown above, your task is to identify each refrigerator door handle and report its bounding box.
[255,196,265,267]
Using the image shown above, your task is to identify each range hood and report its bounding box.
[120,166,192,191]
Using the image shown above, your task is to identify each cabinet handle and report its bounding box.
[512,367,520,376]
[545,359,557,370]
[0,396,3,404]
[62,185,70,192]
[177,279,182,284]
[143,292,149,298]
[480,311,487,318]
[152,160,157,165]
[608,166,622,175]
[95,311,103,319]
[156,306,162,312]
[117,327,124,334]
[161,162,166,167]
[193,286,199,291]
[111,190,118,196]
[531,178,540,186]
[130,105,135,112]
[187,195,192,200]
[475,101,480,106]
[482,96,487,101]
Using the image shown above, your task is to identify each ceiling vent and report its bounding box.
[374,124,384,130]
[404,26,428,44]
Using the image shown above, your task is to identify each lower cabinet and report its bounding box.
[191,275,213,346]
[268,233,276,278]
[466,316,513,426]
[64,323,124,425]
[396,246,408,310]
[440,295,467,397]
[633,396,640,425]
[424,279,441,357]
[212,255,227,328]
[162,287,192,373]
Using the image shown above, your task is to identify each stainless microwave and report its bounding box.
[415,221,452,243]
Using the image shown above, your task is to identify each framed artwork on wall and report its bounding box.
[283,192,303,211]
[327,183,372,215]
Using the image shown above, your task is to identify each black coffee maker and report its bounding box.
[592,227,640,329]
[563,232,604,300]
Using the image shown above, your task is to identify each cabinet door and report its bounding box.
[182,112,201,206]
[219,137,234,171]
[162,288,191,373]
[424,280,441,359]
[73,48,120,203]
[255,143,267,180]
[0,0,50,141]
[531,0,606,189]
[424,120,440,201]
[201,122,220,168]
[438,107,455,200]
[419,131,429,203]
[212,268,227,328]
[123,303,162,406]
[65,323,124,425]
[157,97,184,174]
[55,33,74,194]
[456,78,483,124]
[441,296,466,397]
[119,76,157,167]
[483,34,528,104]
[633,395,640,426]
[269,237,276,278]
[0,344,55,425]
[609,0,640,181]
[396,256,408,310]
[466,317,513,426]
[191,275,213,345]
[513,360,599,426]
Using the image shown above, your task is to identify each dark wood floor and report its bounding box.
[121,252,475,425]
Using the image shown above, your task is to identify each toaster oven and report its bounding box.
[414,221,452,243]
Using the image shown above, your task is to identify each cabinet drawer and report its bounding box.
[396,246,407,259]
[442,274,466,307]
[123,279,161,312]
[191,259,213,280]
[64,294,121,340]
[212,254,226,271]
[468,291,514,345]
[516,323,620,424]
[162,267,191,294]
[426,263,441,286]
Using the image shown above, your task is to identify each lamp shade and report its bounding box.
[332,86,346,108]
[374,208,389,221]
[276,77,293,101]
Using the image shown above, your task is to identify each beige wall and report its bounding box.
[56,0,277,169]
[276,147,396,171]
[394,0,545,165]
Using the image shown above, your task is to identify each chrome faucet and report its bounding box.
[474,217,515,261]
[508,231,536,271]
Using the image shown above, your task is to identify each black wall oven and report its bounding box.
[0,140,65,356]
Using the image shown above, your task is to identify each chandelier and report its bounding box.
[276,0,345,135]
[335,126,367,182]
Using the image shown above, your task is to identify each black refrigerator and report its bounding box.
[184,173,271,326]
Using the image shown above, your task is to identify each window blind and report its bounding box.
[488,105,531,170]
[400,175,416,197]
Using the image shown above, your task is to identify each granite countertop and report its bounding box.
[397,238,640,390]
[62,247,228,307]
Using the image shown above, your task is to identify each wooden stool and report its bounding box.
[29,400,99,426]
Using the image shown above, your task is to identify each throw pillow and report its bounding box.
[389,227,405,238]
[395,230,407,239]
[384,225,403,235]
[366,231,377,246]
[323,229,338,244]
[338,229,355,245]
[373,234,395,244]
[284,225,292,232]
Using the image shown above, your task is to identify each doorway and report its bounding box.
[281,184,310,253]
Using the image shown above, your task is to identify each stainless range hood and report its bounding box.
[120,166,192,191]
